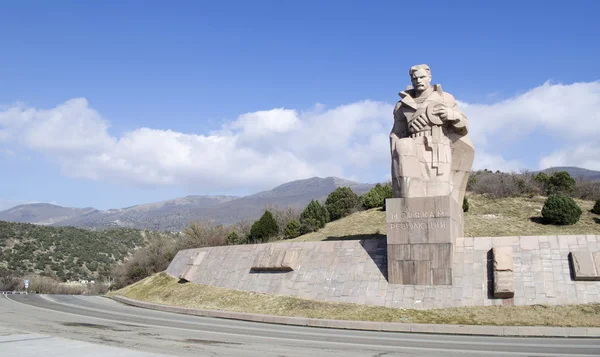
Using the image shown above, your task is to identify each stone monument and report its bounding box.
[386,64,474,285]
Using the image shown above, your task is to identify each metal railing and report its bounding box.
[0,291,28,295]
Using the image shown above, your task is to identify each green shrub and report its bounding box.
[299,218,319,235]
[463,196,469,212]
[592,200,600,215]
[541,194,582,225]
[248,210,279,243]
[362,183,393,209]
[533,172,550,186]
[283,220,301,239]
[226,231,240,245]
[299,200,329,233]
[547,171,576,195]
[111,233,177,289]
[325,187,359,221]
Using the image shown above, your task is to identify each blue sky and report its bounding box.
[1,0,599,210]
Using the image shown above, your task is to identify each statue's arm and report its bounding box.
[390,103,408,155]
[444,93,468,135]
[391,102,409,139]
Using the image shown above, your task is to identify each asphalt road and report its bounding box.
[1,294,599,357]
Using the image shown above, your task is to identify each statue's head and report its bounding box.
[409,64,432,92]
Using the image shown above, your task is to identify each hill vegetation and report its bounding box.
[0,221,151,282]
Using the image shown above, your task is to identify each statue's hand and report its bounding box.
[432,106,450,121]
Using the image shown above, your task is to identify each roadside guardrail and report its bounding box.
[0,291,28,295]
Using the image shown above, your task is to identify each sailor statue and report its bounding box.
[390,64,474,205]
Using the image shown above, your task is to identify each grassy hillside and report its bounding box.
[0,221,150,281]
[292,194,599,242]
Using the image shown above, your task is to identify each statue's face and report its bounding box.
[411,69,431,91]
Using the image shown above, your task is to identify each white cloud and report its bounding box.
[458,81,600,171]
[0,98,393,191]
[0,98,115,154]
[461,81,600,147]
[472,151,525,173]
[539,143,600,171]
[0,81,599,193]
[0,149,15,157]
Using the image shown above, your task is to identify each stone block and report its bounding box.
[431,243,452,269]
[386,196,461,285]
[282,250,299,269]
[178,251,208,281]
[493,246,514,271]
[388,244,410,260]
[415,261,431,285]
[432,268,452,285]
[494,271,515,298]
[386,223,409,244]
[181,264,202,282]
[250,249,296,272]
[410,244,430,260]
[388,260,415,285]
[570,251,600,281]
[268,249,285,268]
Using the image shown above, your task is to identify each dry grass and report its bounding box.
[292,207,386,242]
[291,194,600,242]
[464,195,599,237]
[109,272,600,327]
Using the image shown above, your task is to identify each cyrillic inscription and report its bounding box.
[390,211,446,220]
[388,221,446,230]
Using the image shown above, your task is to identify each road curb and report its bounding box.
[108,295,600,338]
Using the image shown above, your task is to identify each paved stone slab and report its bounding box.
[571,251,600,281]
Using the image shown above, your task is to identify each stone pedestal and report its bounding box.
[386,196,462,285]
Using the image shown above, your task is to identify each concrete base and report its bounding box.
[385,196,462,285]
[165,235,600,309]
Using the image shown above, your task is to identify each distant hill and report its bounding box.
[52,195,239,231]
[536,166,600,181]
[0,177,376,232]
[0,203,97,225]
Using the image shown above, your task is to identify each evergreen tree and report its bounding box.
[248,210,279,243]
[299,200,329,233]
[226,231,240,245]
[362,183,393,209]
[283,220,301,239]
[325,187,359,220]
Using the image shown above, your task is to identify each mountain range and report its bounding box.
[1,166,598,232]
[536,166,600,181]
[0,177,375,231]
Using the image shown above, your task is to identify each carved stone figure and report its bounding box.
[390,64,474,205]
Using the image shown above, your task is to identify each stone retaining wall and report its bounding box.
[165,235,600,309]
